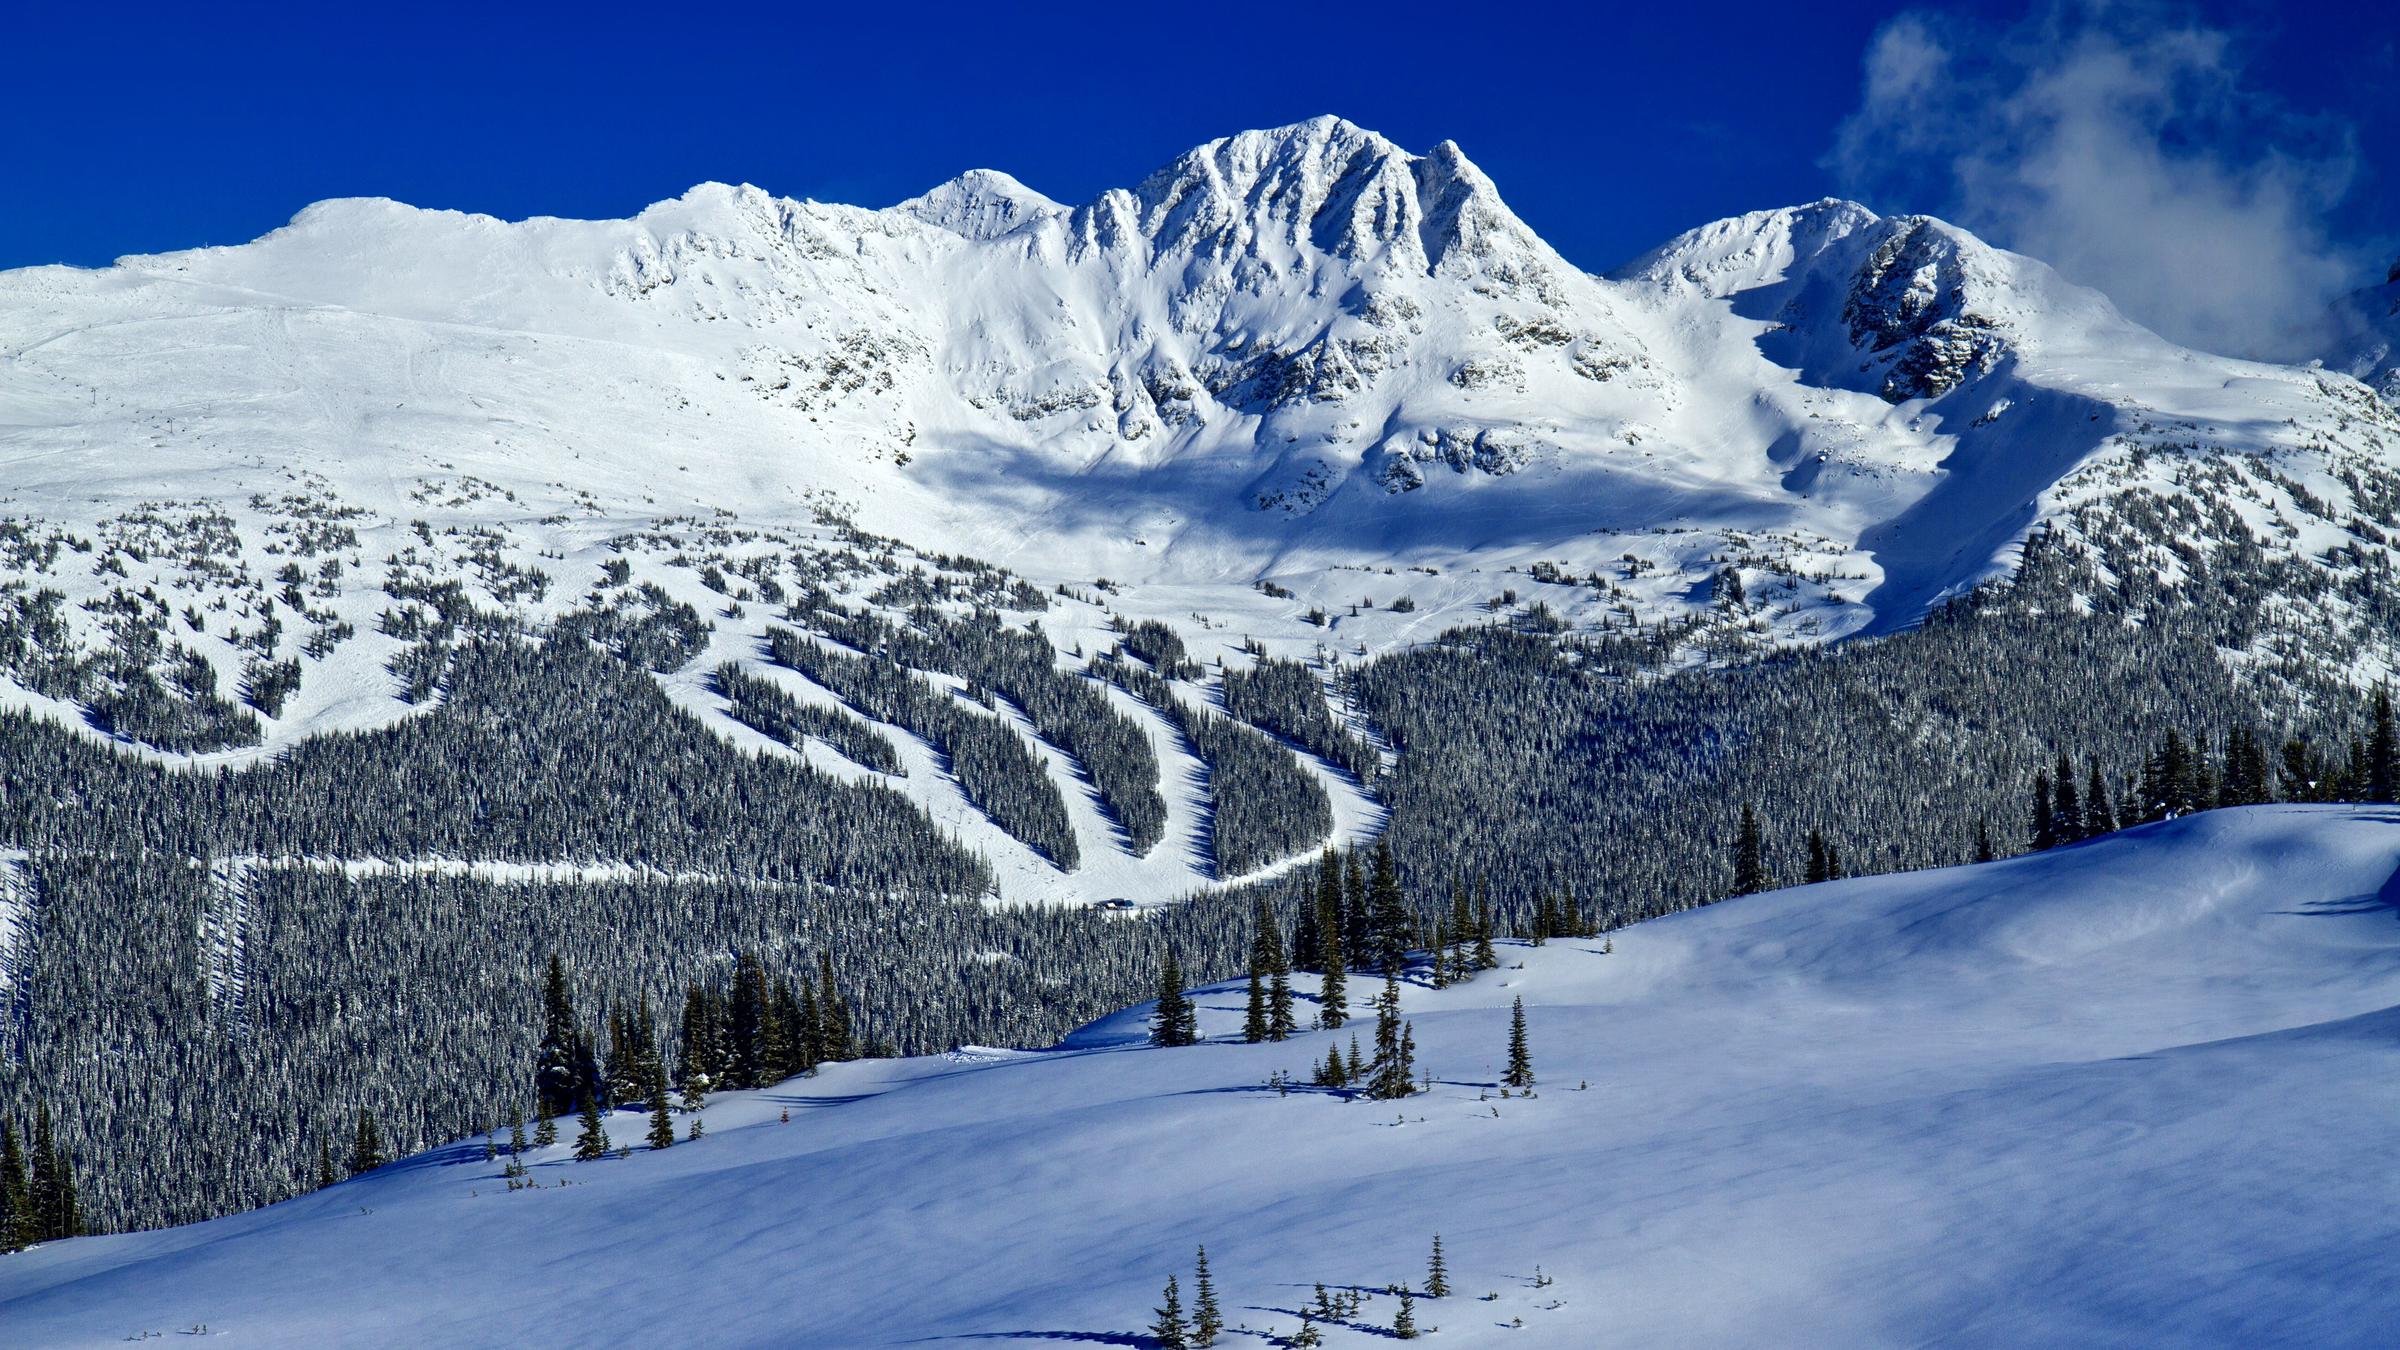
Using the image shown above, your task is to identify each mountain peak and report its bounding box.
[896,169,1061,240]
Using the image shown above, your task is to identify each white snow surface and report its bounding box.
[8,804,2400,1346]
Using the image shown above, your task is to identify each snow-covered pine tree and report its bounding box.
[1427,1233,1449,1297]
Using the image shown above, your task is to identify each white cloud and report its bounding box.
[1828,2,2361,361]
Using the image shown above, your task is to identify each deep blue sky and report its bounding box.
[3,1,2390,281]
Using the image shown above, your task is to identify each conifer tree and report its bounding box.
[1974,816,1996,863]
[535,953,588,1118]
[315,1137,337,1191]
[1243,961,1268,1043]
[1369,840,1410,974]
[2030,771,2057,850]
[817,952,856,1063]
[534,1111,558,1149]
[2373,688,2398,803]
[2052,751,2082,842]
[1504,995,1534,1089]
[1731,802,1768,896]
[1447,880,1472,975]
[645,1053,676,1151]
[0,1120,28,1252]
[1152,1273,1190,1350]
[2085,756,2118,835]
[1427,1233,1449,1297]
[1473,883,1498,971]
[728,951,774,1089]
[1343,849,1371,970]
[1150,950,1199,1047]
[349,1107,386,1176]
[1264,903,1297,1042]
[508,1108,528,1157]
[1368,968,1416,1100]
[1193,1245,1222,1347]
[1289,1310,1323,1347]
[1394,1287,1418,1339]
[573,1093,610,1161]
[1316,856,1350,1029]
[1804,830,1831,885]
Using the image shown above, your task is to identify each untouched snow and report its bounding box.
[8,805,2400,1346]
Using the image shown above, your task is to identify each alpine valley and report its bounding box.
[4,117,2400,1345]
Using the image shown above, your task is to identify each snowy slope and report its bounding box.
[8,805,2400,1346]
[2329,261,2400,403]
[5,116,2400,905]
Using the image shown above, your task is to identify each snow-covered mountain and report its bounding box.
[4,116,2399,903]
[9,804,2397,1346]
[2329,259,2400,403]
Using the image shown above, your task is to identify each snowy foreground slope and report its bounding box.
[8,805,2400,1347]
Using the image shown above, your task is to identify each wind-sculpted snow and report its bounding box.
[9,807,2399,1345]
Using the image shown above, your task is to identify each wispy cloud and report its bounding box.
[1827,2,2361,361]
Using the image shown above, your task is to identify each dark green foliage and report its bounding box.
[572,1094,609,1161]
[710,663,903,774]
[1153,1273,1190,1350]
[1731,803,1768,897]
[349,1107,386,1175]
[1366,968,1415,1100]
[768,626,1080,868]
[1151,951,1199,1048]
[788,603,1168,855]
[1097,658,1332,876]
[1193,1245,1222,1346]
[1220,657,1380,781]
[1427,1233,1449,1297]
[1504,996,1534,1089]
[1311,851,1348,1029]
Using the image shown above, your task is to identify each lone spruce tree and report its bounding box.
[1504,996,1535,1089]
[1151,951,1199,1047]
[1394,1286,1419,1339]
[1427,1233,1449,1297]
[1152,1273,1190,1350]
[1193,1245,1222,1346]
